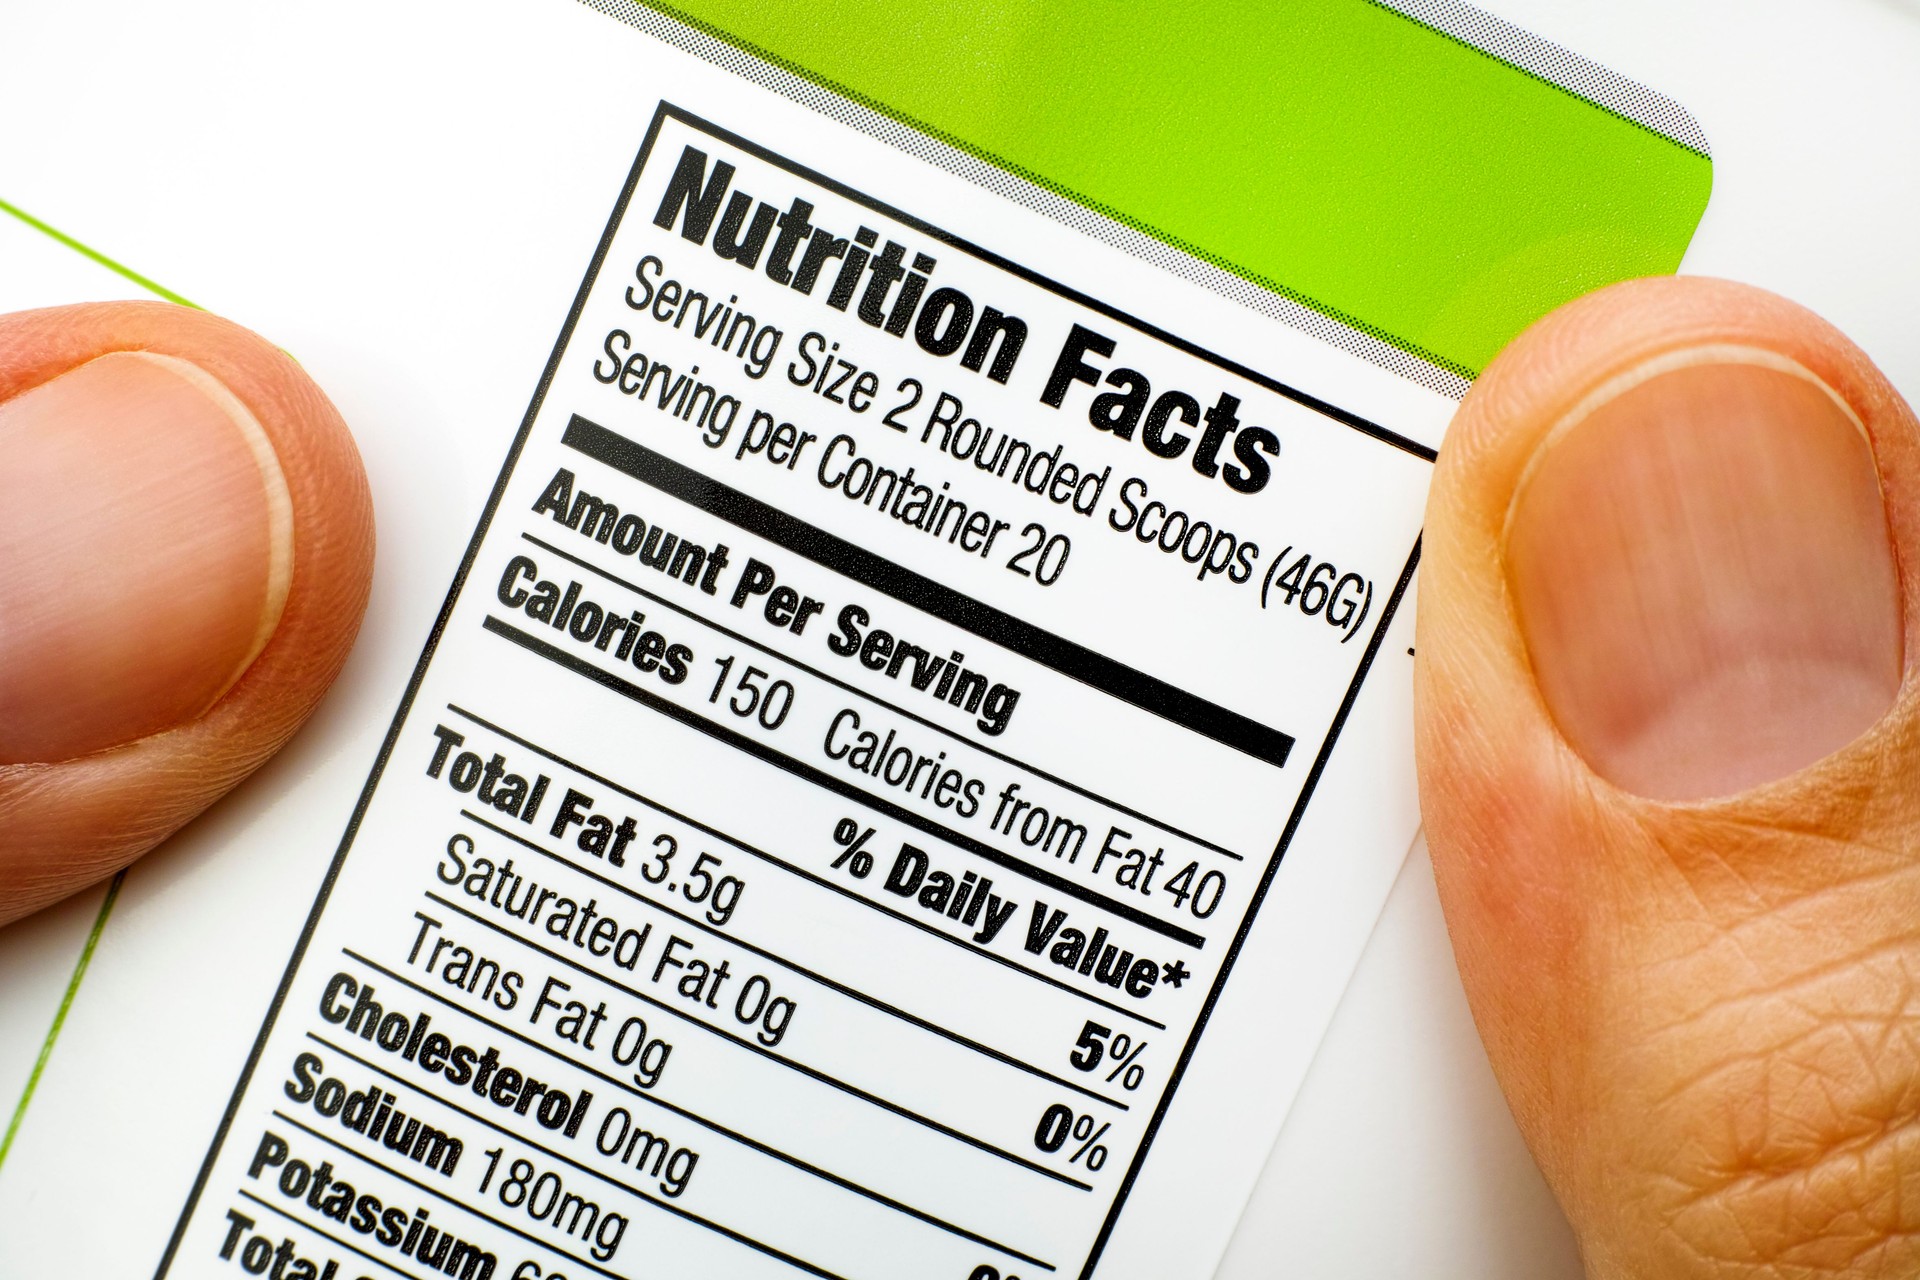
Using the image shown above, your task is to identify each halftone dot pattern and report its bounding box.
[1373,0,1712,159]
[576,0,1475,400]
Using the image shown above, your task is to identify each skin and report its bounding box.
[1421,279,1920,1278]
[0,303,373,922]
[4,282,1916,1277]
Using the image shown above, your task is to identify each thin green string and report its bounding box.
[0,197,200,309]
[0,872,126,1173]
[0,198,189,1176]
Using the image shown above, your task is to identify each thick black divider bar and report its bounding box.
[562,414,1296,770]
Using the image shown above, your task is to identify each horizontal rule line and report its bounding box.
[455,806,1128,1110]
[560,412,1296,770]
[445,704,1167,1030]
[237,1189,424,1280]
[264,1109,628,1280]
[419,887,1092,1189]
[332,947,1080,1231]
[304,1031,1055,1275]
[482,614,1205,949]
[520,530,1243,864]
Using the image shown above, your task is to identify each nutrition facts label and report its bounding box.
[159,104,1434,1280]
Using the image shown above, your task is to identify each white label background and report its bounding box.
[0,7,1454,1279]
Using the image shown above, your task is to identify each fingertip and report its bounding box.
[1413,276,1920,1269]
[1422,275,1920,798]
[0,301,374,924]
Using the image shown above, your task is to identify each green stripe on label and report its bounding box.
[0,204,180,1178]
[638,0,1711,376]
[0,873,123,1176]
[0,198,200,310]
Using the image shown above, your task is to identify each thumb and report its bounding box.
[0,302,373,926]
[1417,277,1920,1279]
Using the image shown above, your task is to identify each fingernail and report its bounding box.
[1506,348,1903,802]
[0,352,294,764]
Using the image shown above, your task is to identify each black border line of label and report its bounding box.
[1078,536,1422,1277]
[150,90,672,1280]
[157,100,1433,1279]
[642,111,1438,462]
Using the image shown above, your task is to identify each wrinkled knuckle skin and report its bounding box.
[1418,277,1920,1280]
[1582,805,1920,1280]
[1426,652,1920,1279]
[1629,944,1920,1277]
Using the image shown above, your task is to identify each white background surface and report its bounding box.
[2,1,1916,1276]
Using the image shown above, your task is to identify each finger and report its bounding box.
[1417,276,1920,1278]
[0,301,373,926]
